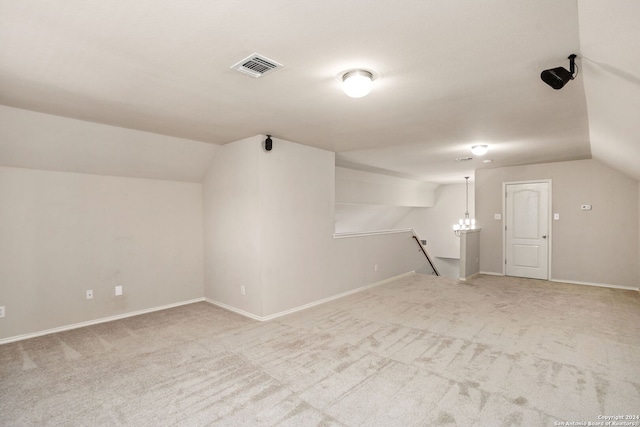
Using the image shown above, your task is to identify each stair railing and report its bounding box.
[411,233,440,276]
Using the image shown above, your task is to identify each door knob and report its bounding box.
[542,235,547,239]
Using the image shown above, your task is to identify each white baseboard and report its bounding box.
[479,271,504,276]
[206,271,417,322]
[204,299,264,321]
[0,297,205,345]
[478,272,638,291]
[550,278,639,292]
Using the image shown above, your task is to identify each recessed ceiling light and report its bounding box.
[456,157,473,162]
[471,144,489,156]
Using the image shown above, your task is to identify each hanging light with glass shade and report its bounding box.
[453,176,476,236]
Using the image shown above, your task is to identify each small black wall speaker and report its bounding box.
[265,135,273,151]
[540,54,577,90]
[540,67,573,90]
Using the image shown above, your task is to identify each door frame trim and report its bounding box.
[502,179,552,279]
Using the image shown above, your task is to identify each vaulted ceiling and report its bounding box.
[1,1,638,183]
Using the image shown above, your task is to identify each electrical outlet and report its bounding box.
[240,285,246,295]
[115,285,123,296]
[0,306,5,318]
[374,264,378,272]
[86,290,93,300]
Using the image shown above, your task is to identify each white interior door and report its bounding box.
[505,182,549,280]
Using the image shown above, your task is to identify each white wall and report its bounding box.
[460,230,480,279]
[203,136,336,317]
[202,137,262,315]
[476,159,638,288]
[392,183,475,279]
[579,0,640,182]
[203,136,433,319]
[334,167,440,234]
[0,105,218,182]
[334,231,435,286]
[0,167,204,340]
[394,183,474,259]
[258,140,336,316]
[336,167,437,207]
[335,204,414,233]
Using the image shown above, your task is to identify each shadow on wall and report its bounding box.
[334,204,415,233]
[431,257,460,279]
[334,179,476,280]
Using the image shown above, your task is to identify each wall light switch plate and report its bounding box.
[554,213,560,220]
[581,204,592,211]
[0,306,5,318]
[86,290,93,300]
[494,213,502,220]
[115,285,123,296]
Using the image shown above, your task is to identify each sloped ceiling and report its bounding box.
[578,0,640,182]
[0,1,637,183]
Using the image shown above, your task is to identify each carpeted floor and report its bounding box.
[1,273,639,426]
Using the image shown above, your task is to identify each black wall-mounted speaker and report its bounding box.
[541,54,577,90]
[265,135,273,151]
[540,66,573,90]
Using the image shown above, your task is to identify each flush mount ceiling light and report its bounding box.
[471,144,489,156]
[541,54,577,90]
[342,70,374,98]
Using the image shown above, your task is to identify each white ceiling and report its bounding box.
[0,0,638,183]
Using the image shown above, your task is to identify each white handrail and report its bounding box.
[333,228,414,239]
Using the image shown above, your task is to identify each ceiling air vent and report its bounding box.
[231,53,283,78]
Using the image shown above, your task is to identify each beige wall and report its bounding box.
[460,230,480,279]
[334,167,439,234]
[202,136,263,315]
[336,167,437,207]
[258,139,336,316]
[203,136,336,317]
[394,183,474,260]
[0,105,218,182]
[476,159,638,288]
[0,167,204,340]
[203,136,432,319]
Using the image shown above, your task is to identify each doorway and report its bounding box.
[504,181,550,280]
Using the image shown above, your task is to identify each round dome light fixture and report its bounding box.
[342,70,374,98]
[471,144,489,156]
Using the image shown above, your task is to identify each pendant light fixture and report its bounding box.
[453,176,476,236]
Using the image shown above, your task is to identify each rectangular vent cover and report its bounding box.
[231,53,283,78]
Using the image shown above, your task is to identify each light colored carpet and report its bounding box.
[1,273,639,426]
